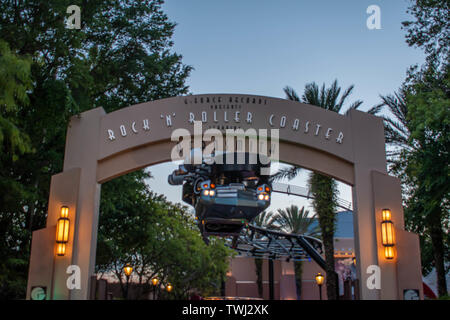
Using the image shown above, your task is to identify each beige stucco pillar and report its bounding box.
[27,108,105,300]
[61,108,105,299]
[372,171,424,299]
[349,110,386,300]
[349,110,423,300]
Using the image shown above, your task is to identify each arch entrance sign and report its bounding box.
[26,94,423,300]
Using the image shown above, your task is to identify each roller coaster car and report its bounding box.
[168,152,272,241]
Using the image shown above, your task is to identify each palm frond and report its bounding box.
[302,82,320,105]
[337,83,354,112]
[380,92,408,125]
[382,116,409,142]
[283,86,301,102]
[366,103,384,115]
[270,166,301,182]
[275,205,319,237]
[252,211,278,230]
[345,100,364,114]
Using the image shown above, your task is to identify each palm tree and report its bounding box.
[277,80,380,299]
[375,88,415,176]
[251,211,278,298]
[378,81,448,296]
[252,210,278,230]
[275,205,319,300]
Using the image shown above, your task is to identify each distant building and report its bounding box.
[225,211,358,300]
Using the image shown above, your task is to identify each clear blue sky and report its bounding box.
[147,0,425,212]
[162,0,424,110]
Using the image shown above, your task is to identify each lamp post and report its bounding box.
[151,277,159,300]
[123,264,133,299]
[315,272,324,300]
[166,283,173,300]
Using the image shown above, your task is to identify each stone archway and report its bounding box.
[26,94,423,300]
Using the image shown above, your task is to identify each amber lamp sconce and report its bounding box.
[381,209,396,260]
[56,206,70,256]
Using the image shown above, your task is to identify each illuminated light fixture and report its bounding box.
[210,184,215,189]
[56,243,66,256]
[258,193,270,201]
[55,206,70,256]
[315,273,324,286]
[203,190,210,196]
[381,208,396,259]
[315,273,324,300]
[151,277,159,286]
[123,264,133,277]
[209,190,215,196]
[265,187,270,192]
[166,283,173,292]
[384,246,395,260]
[382,208,392,221]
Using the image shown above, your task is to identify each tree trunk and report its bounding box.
[429,216,448,296]
[254,258,263,298]
[308,172,338,300]
[294,261,303,300]
[323,233,338,300]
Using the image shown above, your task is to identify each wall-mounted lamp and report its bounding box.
[56,243,66,256]
[56,206,70,256]
[166,283,173,292]
[381,209,395,259]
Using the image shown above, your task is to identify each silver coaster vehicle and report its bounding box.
[168,152,272,242]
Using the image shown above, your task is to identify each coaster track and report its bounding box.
[271,182,353,211]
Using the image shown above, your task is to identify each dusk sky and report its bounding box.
[147,0,425,213]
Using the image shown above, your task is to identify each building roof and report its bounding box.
[308,211,354,238]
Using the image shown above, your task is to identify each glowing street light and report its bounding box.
[123,264,133,300]
[151,277,159,300]
[123,264,133,277]
[315,273,324,300]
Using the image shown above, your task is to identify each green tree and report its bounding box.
[376,0,450,297]
[402,0,449,66]
[96,174,232,300]
[0,39,32,159]
[275,205,319,300]
[279,80,379,299]
[406,64,449,296]
[0,0,191,299]
[0,39,34,299]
